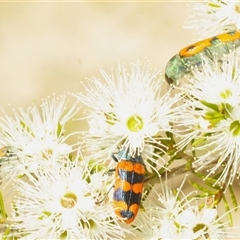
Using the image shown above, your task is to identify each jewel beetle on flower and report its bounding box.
[165,30,240,85]
[111,149,145,224]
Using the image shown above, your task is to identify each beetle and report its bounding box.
[165,30,240,85]
[112,149,145,224]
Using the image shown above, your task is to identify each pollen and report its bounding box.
[126,114,144,132]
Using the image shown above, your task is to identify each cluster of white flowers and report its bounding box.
[0,95,78,184]
[125,180,236,239]
[152,194,232,239]
[75,60,182,172]
[186,0,240,37]
[11,160,127,239]
[1,1,240,239]
[175,52,240,187]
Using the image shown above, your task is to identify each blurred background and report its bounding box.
[0,2,192,112]
[2,1,240,237]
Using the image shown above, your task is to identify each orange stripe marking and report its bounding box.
[179,31,240,57]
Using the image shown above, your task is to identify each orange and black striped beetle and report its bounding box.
[112,149,145,224]
[165,30,240,84]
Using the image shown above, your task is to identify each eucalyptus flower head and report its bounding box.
[131,179,240,239]
[75,60,181,172]
[176,52,240,187]
[9,158,127,240]
[0,95,79,183]
[185,0,240,37]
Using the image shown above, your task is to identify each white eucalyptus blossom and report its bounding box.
[132,179,240,239]
[10,159,127,240]
[0,95,79,183]
[176,52,240,187]
[185,0,240,37]
[75,60,181,171]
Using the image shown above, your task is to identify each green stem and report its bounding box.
[145,159,218,186]
[0,191,7,219]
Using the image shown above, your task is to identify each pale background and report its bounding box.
[0,2,192,111]
[1,2,240,239]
